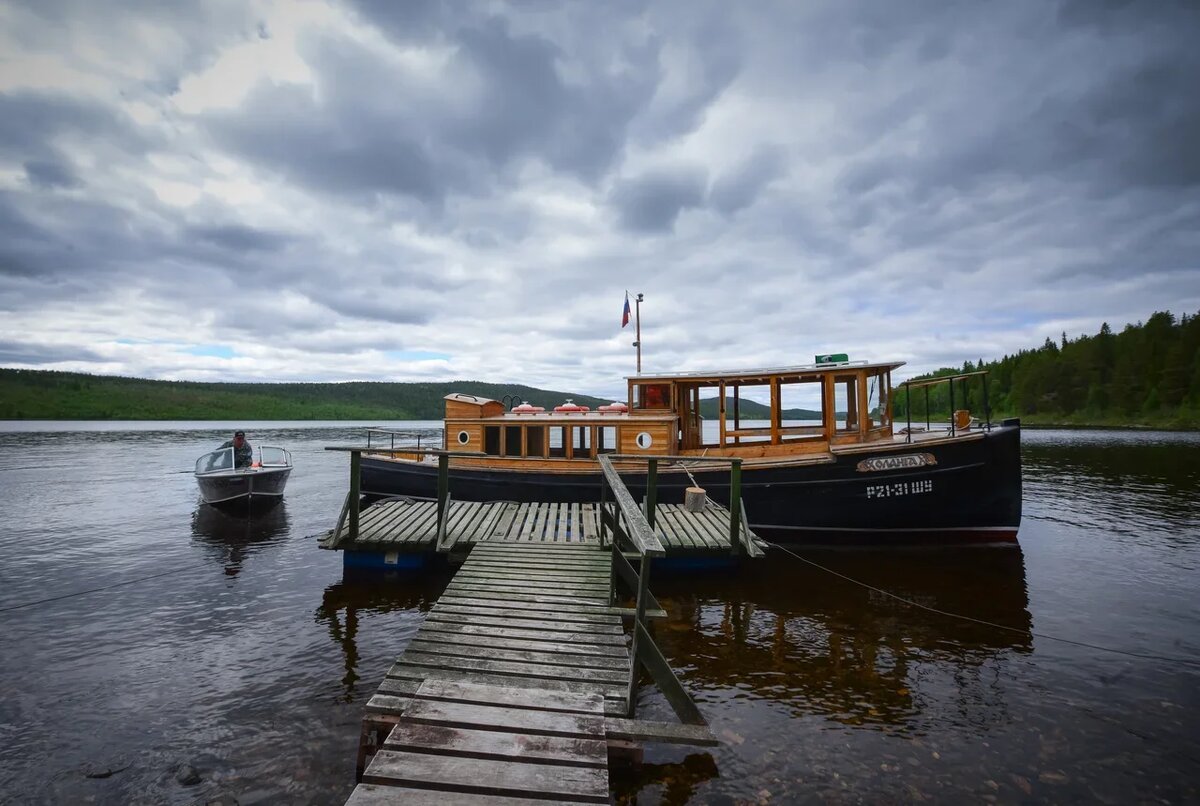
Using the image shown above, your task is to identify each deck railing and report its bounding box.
[895,370,992,442]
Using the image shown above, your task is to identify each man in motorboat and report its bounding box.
[218,430,254,468]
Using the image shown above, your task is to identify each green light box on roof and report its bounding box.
[815,353,849,364]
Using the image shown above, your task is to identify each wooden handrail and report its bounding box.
[597,456,665,557]
[597,455,709,729]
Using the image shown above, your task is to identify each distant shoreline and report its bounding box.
[1,416,1195,434]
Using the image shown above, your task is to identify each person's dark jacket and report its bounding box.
[219,439,254,468]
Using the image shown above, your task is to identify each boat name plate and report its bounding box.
[856,453,937,473]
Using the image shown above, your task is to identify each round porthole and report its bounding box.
[457,430,470,445]
[635,432,653,450]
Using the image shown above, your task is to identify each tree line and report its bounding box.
[895,311,1200,429]
[0,371,611,420]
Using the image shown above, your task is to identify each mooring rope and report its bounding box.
[0,565,206,613]
[766,541,1200,668]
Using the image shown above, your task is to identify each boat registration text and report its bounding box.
[866,479,934,499]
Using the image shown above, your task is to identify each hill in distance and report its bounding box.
[697,396,822,420]
[0,369,617,420]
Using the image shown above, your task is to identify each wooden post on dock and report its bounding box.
[727,460,742,556]
[349,451,361,541]
[625,552,651,717]
[436,452,449,524]
[644,458,658,529]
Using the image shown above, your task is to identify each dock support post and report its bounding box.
[727,460,742,555]
[644,458,658,530]
[436,452,449,527]
[349,451,361,541]
[625,552,651,718]
[599,477,608,549]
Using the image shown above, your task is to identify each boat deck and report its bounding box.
[319,499,766,557]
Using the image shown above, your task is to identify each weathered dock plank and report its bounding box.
[361,750,609,803]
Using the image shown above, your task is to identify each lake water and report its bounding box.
[0,423,1197,804]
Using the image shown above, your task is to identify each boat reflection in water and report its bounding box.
[650,546,1032,728]
[315,570,450,700]
[190,502,292,576]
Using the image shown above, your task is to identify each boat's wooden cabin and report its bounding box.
[628,360,903,457]
[441,360,903,463]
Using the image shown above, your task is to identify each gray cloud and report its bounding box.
[0,91,155,162]
[710,145,786,216]
[201,6,663,212]
[23,159,81,189]
[0,340,104,365]
[186,223,295,254]
[609,166,708,232]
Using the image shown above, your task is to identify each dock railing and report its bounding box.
[597,455,707,728]
[603,454,760,557]
[324,447,486,548]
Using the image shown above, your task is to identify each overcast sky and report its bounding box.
[1,0,1198,401]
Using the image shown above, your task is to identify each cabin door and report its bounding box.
[677,383,703,449]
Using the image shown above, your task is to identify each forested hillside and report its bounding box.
[0,371,611,420]
[896,311,1200,428]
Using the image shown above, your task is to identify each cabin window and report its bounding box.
[776,375,827,443]
[834,374,859,432]
[597,426,617,454]
[549,426,567,458]
[504,426,522,456]
[636,383,670,409]
[635,431,653,449]
[456,430,470,445]
[525,426,545,457]
[572,426,592,459]
[867,371,891,429]
[484,426,501,456]
[724,382,773,444]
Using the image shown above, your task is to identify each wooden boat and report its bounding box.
[194,445,293,509]
[360,360,1022,545]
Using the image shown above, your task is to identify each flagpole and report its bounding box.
[635,292,643,374]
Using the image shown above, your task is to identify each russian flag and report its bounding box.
[621,292,631,327]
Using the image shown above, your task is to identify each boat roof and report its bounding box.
[629,359,905,382]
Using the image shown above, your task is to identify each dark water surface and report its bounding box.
[1,424,1197,804]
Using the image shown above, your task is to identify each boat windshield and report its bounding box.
[260,446,291,467]
[195,448,235,474]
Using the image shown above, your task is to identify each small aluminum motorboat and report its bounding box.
[194,445,293,509]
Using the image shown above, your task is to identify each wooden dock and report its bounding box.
[319,499,766,556]
[321,449,766,563]
[341,456,725,804]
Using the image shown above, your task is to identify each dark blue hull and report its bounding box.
[361,423,1022,545]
